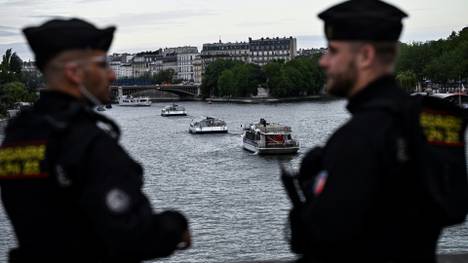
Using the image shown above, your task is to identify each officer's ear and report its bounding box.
[355,43,376,70]
[63,62,85,85]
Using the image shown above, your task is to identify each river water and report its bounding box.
[0,100,467,262]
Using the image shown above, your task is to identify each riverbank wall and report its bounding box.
[148,95,337,104]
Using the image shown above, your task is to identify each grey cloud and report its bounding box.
[235,18,297,28]
[0,42,33,61]
[235,21,274,27]
[0,26,20,37]
[103,10,218,27]
[0,31,19,37]
[27,15,69,19]
[76,0,110,2]
[1,0,43,8]
[409,8,434,12]
[0,26,18,30]
[22,10,218,29]
[1,0,31,6]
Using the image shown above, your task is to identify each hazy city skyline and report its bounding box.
[0,0,467,60]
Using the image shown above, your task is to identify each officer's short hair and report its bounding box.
[350,41,399,66]
[370,42,399,65]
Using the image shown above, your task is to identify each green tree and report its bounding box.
[217,70,236,97]
[1,49,23,85]
[0,81,37,114]
[246,63,266,93]
[263,56,324,97]
[201,59,242,97]
[396,27,468,86]
[264,61,283,97]
[230,64,253,97]
[396,70,417,92]
[21,70,44,91]
[307,54,326,95]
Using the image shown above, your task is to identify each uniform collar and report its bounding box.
[35,90,85,112]
[346,75,401,114]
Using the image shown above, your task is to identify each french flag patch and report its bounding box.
[314,170,328,196]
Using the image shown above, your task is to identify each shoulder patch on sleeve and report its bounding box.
[0,141,48,179]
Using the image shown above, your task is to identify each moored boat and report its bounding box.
[7,102,32,119]
[96,105,106,112]
[161,104,187,116]
[241,118,299,154]
[431,93,468,109]
[189,117,228,134]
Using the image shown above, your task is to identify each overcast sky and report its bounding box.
[0,0,467,60]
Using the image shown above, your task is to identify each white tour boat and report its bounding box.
[161,104,187,117]
[118,95,152,106]
[189,117,228,134]
[242,118,299,154]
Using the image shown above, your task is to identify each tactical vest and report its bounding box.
[363,95,468,227]
[0,102,121,262]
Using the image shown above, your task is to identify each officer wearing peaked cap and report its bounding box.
[0,18,191,262]
[287,1,443,262]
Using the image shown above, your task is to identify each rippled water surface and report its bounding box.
[1,100,467,262]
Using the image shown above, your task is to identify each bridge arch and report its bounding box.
[110,84,200,100]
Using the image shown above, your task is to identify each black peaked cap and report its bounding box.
[318,0,408,41]
[23,18,115,71]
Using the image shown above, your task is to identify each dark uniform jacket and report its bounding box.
[0,91,188,262]
[293,75,442,263]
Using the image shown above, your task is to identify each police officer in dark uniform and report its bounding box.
[0,18,191,262]
[288,1,443,262]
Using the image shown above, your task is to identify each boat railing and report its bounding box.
[255,125,292,133]
[265,137,298,148]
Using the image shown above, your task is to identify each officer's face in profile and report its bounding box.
[319,41,358,98]
[80,50,116,103]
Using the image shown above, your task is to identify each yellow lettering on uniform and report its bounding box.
[0,164,6,176]
[0,144,46,162]
[23,160,40,175]
[420,112,463,144]
[5,162,21,175]
[446,131,460,144]
[0,143,48,178]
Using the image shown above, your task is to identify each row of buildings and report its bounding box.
[109,36,304,84]
[23,36,324,85]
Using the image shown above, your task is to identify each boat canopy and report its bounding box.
[164,104,185,111]
[253,123,292,134]
[192,117,226,126]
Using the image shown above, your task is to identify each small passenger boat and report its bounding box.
[242,118,299,154]
[118,95,152,106]
[161,104,187,116]
[189,117,228,134]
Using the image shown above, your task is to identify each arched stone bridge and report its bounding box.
[110,84,200,100]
